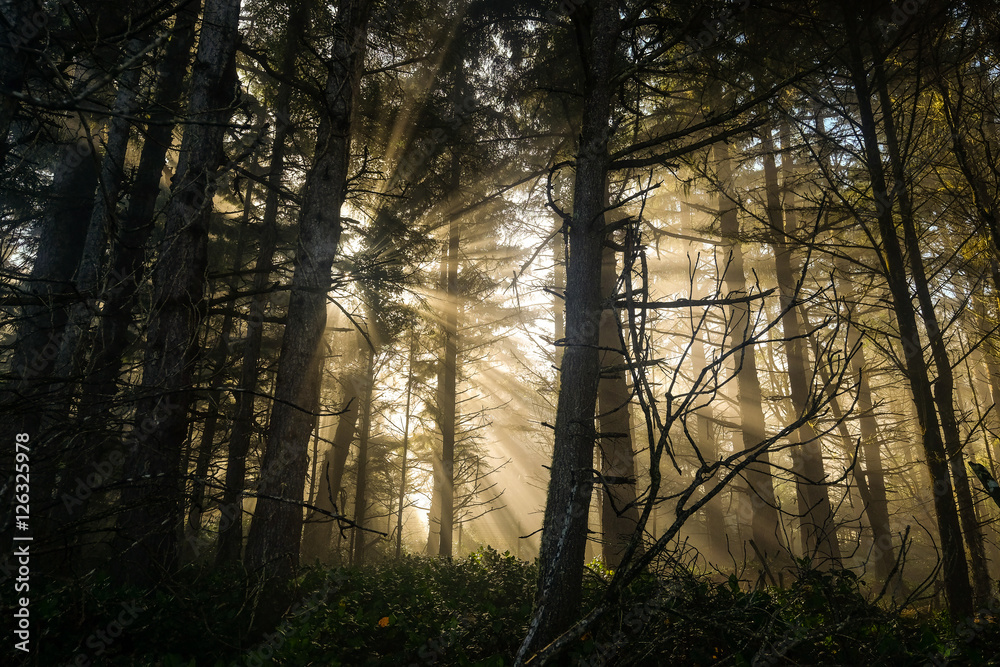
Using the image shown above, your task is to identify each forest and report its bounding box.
[2,0,1000,664]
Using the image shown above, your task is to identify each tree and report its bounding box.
[244,0,371,595]
[115,0,242,585]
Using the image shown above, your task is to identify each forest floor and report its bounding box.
[15,547,1000,665]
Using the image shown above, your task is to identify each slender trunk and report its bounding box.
[245,0,372,587]
[300,372,361,563]
[186,181,253,539]
[397,332,415,558]
[352,348,376,566]
[115,0,242,586]
[517,3,618,661]
[845,8,973,617]
[597,241,639,567]
[839,271,898,582]
[715,140,784,564]
[680,202,726,557]
[553,218,566,371]
[438,194,460,558]
[214,7,302,564]
[871,48,991,603]
[761,126,841,565]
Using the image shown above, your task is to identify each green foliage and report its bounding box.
[19,553,1000,665]
[277,546,536,666]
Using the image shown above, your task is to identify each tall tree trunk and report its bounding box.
[760,126,841,565]
[680,201,727,557]
[516,3,618,662]
[214,3,304,565]
[396,331,415,558]
[839,267,898,583]
[597,241,639,567]
[244,0,371,590]
[3,138,97,544]
[115,0,242,586]
[553,218,566,371]
[63,0,200,529]
[845,7,974,618]
[351,347,376,566]
[185,173,254,544]
[870,47,992,604]
[438,200,460,558]
[715,140,784,565]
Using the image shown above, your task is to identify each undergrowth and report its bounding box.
[10,547,999,665]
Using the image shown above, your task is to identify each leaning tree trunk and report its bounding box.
[760,126,841,565]
[845,7,973,618]
[244,0,371,590]
[63,0,200,531]
[115,0,242,586]
[516,2,619,662]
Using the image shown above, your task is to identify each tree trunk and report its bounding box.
[845,8,974,618]
[438,198,460,558]
[185,174,254,544]
[115,0,242,586]
[597,241,639,567]
[840,270,898,583]
[63,0,200,532]
[680,201,727,557]
[715,140,784,565]
[396,331,415,558]
[214,3,304,565]
[760,126,841,565]
[4,138,97,547]
[351,347,376,566]
[516,2,618,662]
[244,0,371,589]
[870,47,992,604]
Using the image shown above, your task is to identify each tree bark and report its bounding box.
[244,0,370,588]
[845,8,974,618]
[516,2,618,661]
[351,347,376,566]
[680,201,727,557]
[870,45,992,604]
[214,2,305,565]
[115,0,242,586]
[760,126,841,565]
[715,140,784,565]
[438,195,460,558]
[597,241,639,567]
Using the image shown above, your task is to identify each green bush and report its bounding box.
[17,550,999,665]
